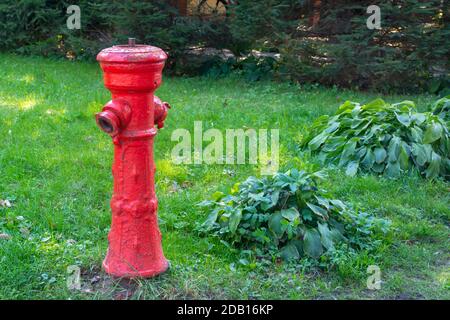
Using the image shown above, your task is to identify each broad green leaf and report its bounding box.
[411,143,432,166]
[362,99,386,111]
[300,208,313,221]
[372,162,385,173]
[317,222,334,250]
[339,139,358,166]
[201,208,219,230]
[228,209,242,233]
[351,118,364,129]
[345,161,359,177]
[354,119,373,135]
[330,199,346,211]
[322,136,347,152]
[399,143,410,170]
[280,243,300,261]
[423,122,443,144]
[306,202,328,219]
[231,183,240,194]
[324,121,340,134]
[410,126,423,142]
[412,113,426,125]
[315,196,330,210]
[212,191,225,201]
[308,132,328,151]
[443,158,450,172]
[197,200,214,207]
[290,239,304,255]
[395,112,411,127]
[303,229,323,258]
[356,146,367,159]
[374,147,387,164]
[425,152,441,178]
[268,211,285,238]
[385,161,401,177]
[387,136,401,163]
[361,148,375,169]
[271,190,280,206]
[329,218,345,234]
[330,227,346,242]
[364,124,381,142]
[337,101,358,114]
[281,207,300,222]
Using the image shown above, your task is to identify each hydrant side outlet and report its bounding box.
[96,41,170,278]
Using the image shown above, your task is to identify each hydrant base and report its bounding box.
[102,259,169,279]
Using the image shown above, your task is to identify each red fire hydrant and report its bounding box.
[95,38,170,278]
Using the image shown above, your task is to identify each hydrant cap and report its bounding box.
[97,45,167,64]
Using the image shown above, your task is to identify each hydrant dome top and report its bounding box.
[97,44,167,64]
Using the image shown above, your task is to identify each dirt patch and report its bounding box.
[79,266,139,300]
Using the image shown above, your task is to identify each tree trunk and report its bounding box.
[309,0,321,29]
[177,0,188,16]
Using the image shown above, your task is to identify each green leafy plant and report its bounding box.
[431,95,450,124]
[302,99,450,179]
[198,169,390,261]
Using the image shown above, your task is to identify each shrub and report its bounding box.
[302,98,450,180]
[279,0,449,93]
[198,169,391,262]
[205,55,279,80]
[0,1,447,92]
[431,95,450,124]
[0,0,227,65]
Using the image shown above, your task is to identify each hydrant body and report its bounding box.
[96,42,170,278]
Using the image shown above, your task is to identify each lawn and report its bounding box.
[0,53,448,300]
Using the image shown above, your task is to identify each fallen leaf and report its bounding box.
[19,227,30,237]
[0,233,11,240]
[0,199,12,208]
[90,275,101,284]
[168,182,180,193]
[66,239,77,245]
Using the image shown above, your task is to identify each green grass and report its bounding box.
[0,53,448,300]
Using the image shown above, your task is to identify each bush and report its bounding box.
[198,169,391,262]
[278,0,449,92]
[302,98,450,179]
[0,0,447,92]
[0,0,227,65]
[431,95,450,124]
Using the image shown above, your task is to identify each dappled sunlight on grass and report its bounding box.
[0,95,40,110]
[30,129,41,140]
[86,100,103,115]
[20,97,38,110]
[38,239,62,254]
[435,269,450,289]
[155,159,188,183]
[45,108,67,116]
[20,74,35,84]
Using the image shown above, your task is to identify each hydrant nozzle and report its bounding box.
[96,41,170,278]
[95,98,131,136]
